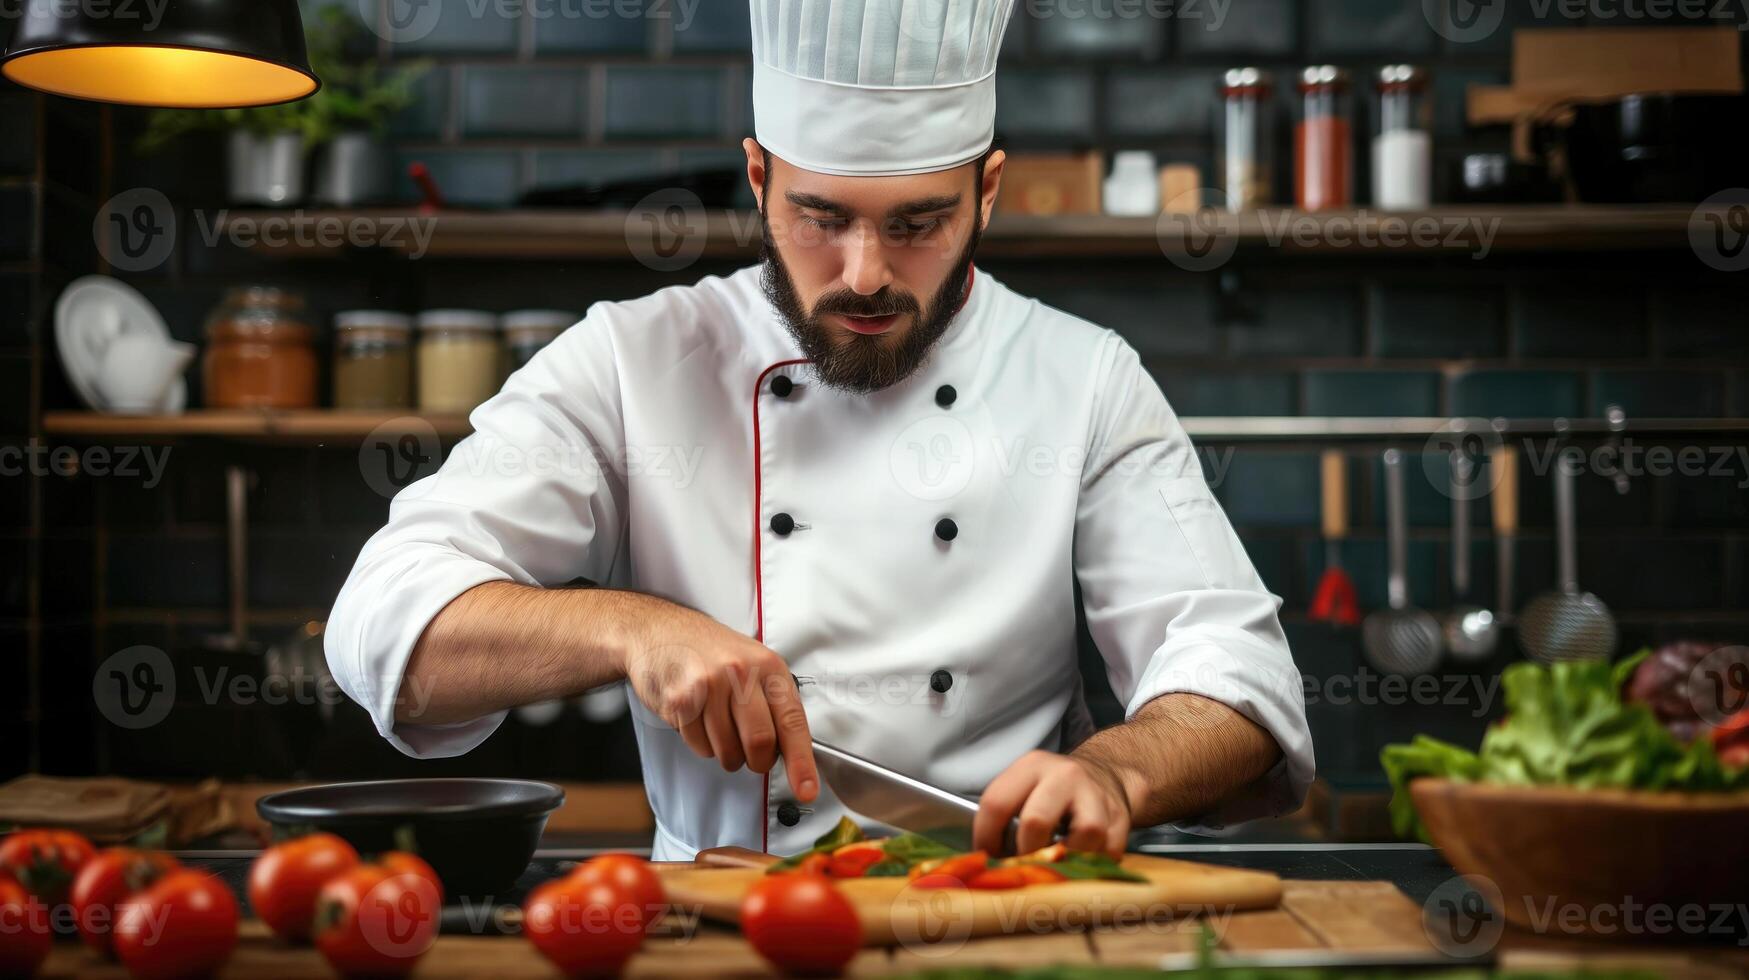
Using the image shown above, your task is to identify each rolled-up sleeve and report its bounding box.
[1073,335,1313,831]
[326,310,628,759]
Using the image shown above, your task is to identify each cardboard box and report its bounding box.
[995,152,1104,216]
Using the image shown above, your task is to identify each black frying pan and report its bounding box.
[256,779,564,898]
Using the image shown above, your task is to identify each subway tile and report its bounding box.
[1577,538,1725,612]
[1367,450,1458,529]
[675,149,758,209]
[603,67,727,141]
[389,0,519,54]
[1432,68,1507,140]
[1306,0,1436,57]
[673,0,751,52]
[1428,0,1583,56]
[0,355,28,433]
[389,149,521,206]
[106,533,227,607]
[1666,469,1749,530]
[1106,70,1219,138]
[0,91,34,175]
[531,149,669,192]
[1036,280,1216,356]
[1233,285,1361,356]
[1370,284,1505,359]
[0,628,26,717]
[461,66,587,139]
[532,2,650,52]
[1241,535,1301,606]
[1032,6,1164,58]
[1152,370,1298,416]
[0,538,23,617]
[0,273,34,342]
[1649,288,1749,358]
[1304,370,1441,417]
[387,66,450,140]
[1591,369,1729,418]
[0,187,32,260]
[1450,370,1583,420]
[40,532,94,617]
[1303,537,1441,610]
[1176,0,1297,56]
[249,530,373,608]
[994,69,1097,142]
[1218,451,1321,527]
[317,449,395,527]
[1511,284,1647,359]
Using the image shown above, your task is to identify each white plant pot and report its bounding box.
[227,130,306,205]
[313,131,388,207]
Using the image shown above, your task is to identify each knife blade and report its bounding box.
[810,739,1020,855]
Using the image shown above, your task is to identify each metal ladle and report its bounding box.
[1363,449,1444,676]
[1444,449,1500,661]
[1519,449,1617,663]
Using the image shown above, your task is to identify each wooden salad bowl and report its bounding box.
[1410,779,1749,937]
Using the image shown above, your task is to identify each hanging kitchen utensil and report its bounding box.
[1310,450,1361,627]
[1492,443,1518,627]
[1519,450,1617,664]
[1363,450,1443,676]
[1444,449,1500,662]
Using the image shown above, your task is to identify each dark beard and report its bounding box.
[760,215,981,393]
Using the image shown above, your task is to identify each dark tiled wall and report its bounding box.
[19,0,1749,795]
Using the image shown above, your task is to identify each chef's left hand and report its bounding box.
[972,750,1132,857]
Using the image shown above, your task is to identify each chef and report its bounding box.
[327,0,1313,862]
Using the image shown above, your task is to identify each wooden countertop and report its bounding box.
[38,880,1749,977]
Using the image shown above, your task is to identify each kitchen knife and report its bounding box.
[810,739,1021,855]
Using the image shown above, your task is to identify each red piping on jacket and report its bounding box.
[745,269,977,855]
[752,357,810,855]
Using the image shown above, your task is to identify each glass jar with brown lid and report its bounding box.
[202,286,319,409]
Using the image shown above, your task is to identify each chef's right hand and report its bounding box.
[621,609,818,803]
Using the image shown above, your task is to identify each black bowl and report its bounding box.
[256,778,564,898]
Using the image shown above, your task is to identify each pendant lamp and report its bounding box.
[1,0,319,108]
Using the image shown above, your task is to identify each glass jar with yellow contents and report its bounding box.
[333,311,413,410]
[416,309,499,414]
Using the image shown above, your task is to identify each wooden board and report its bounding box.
[657,853,1283,948]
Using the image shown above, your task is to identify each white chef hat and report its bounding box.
[751,0,1017,177]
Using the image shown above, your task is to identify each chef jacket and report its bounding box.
[326,265,1314,861]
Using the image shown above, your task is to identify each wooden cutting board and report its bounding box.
[658,851,1282,947]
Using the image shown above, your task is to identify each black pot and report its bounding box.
[1562,93,1749,203]
[256,778,564,898]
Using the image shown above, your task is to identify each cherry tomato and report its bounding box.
[796,853,831,876]
[113,870,239,980]
[313,862,441,978]
[741,874,862,976]
[571,854,664,929]
[70,848,180,955]
[967,868,1028,890]
[248,833,360,942]
[377,852,444,908]
[0,830,96,906]
[0,872,52,979]
[523,876,645,978]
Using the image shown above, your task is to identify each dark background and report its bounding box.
[2,0,1746,830]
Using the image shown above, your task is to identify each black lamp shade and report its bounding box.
[1,0,319,108]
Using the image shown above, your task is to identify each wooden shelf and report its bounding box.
[43,410,1749,443]
[210,205,1723,260]
[43,410,473,440]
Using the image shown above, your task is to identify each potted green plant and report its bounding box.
[140,5,426,206]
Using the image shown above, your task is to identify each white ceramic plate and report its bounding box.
[55,275,188,414]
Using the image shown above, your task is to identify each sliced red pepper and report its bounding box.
[1015,865,1066,885]
[826,848,885,878]
[1711,709,1749,746]
[796,853,831,876]
[909,873,967,890]
[967,867,1028,890]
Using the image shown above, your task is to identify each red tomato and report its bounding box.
[313,864,440,978]
[0,829,96,906]
[113,870,239,980]
[572,854,664,929]
[377,852,444,908]
[740,874,862,976]
[0,872,52,979]
[796,853,831,876]
[248,833,360,942]
[70,848,180,955]
[523,876,646,978]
